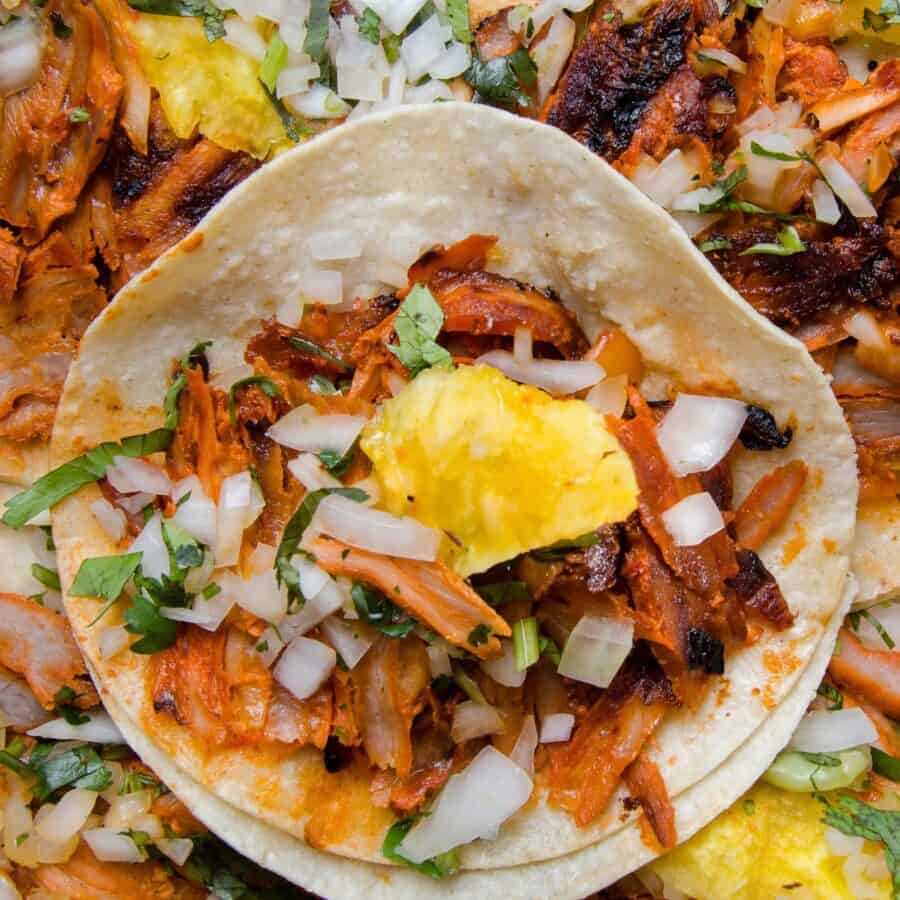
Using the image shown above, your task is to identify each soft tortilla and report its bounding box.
[51,103,857,870]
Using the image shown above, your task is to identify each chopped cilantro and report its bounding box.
[382,33,401,63]
[873,747,900,783]
[50,11,71,37]
[357,7,381,42]
[464,47,537,109]
[2,429,173,529]
[309,373,341,395]
[202,582,221,599]
[30,563,60,592]
[446,0,472,42]
[317,445,355,477]
[539,633,561,666]
[352,582,415,637]
[741,225,806,256]
[259,77,307,143]
[259,32,288,93]
[68,106,90,123]
[816,682,844,710]
[697,238,733,253]
[70,552,143,603]
[467,623,491,646]
[475,580,530,607]
[304,0,330,63]
[121,770,162,795]
[161,520,204,575]
[28,744,112,802]
[124,589,178,654]
[382,816,460,878]
[287,335,351,371]
[849,608,896,650]
[125,0,224,41]
[227,375,281,425]
[53,686,90,726]
[163,340,212,429]
[387,284,452,376]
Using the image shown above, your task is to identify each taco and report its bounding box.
[9,103,857,889]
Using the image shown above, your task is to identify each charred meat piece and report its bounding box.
[686,628,725,675]
[706,223,899,328]
[541,0,697,161]
[739,403,794,450]
[556,524,623,593]
[0,0,123,244]
[727,548,795,629]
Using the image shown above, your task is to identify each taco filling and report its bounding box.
[10,234,812,872]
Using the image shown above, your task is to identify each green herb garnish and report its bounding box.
[464,47,536,109]
[873,747,900,783]
[357,7,381,41]
[259,32,288,93]
[741,225,806,256]
[475,581,530,607]
[352,582,415,638]
[512,616,539,670]
[697,238,733,253]
[124,589,178,654]
[447,0,472,42]
[287,335,351,371]
[382,817,460,878]
[387,284,452,376]
[31,563,60,592]
[816,682,844,710]
[125,0,224,41]
[68,106,90,123]
[70,552,143,603]
[467,623,491,647]
[50,11,72,37]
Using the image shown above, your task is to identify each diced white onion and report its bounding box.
[509,715,538,776]
[480,640,526,688]
[661,492,725,546]
[156,837,194,867]
[762,0,799,26]
[161,591,235,631]
[397,746,533,863]
[24,507,51,527]
[656,393,748,476]
[476,351,604,396]
[698,47,747,73]
[130,513,170,581]
[428,40,471,80]
[171,476,217,547]
[812,178,842,225]
[0,17,41,97]
[307,493,441,560]
[365,0,429,34]
[404,80,455,104]
[451,701,504,743]
[533,14,575,104]
[116,492,155,516]
[672,211,725,238]
[558,615,634,688]
[29,711,125,744]
[0,671,49,729]
[301,269,344,304]
[106,457,171,496]
[268,405,365,457]
[274,636,336,700]
[98,625,130,659]
[788,708,878,753]
[288,82,352,119]
[183,550,215,593]
[35,789,96,845]
[539,712,575,743]
[276,63,320,97]
[218,569,286,624]
[513,327,533,366]
[426,643,452,678]
[671,184,725,213]
[585,374,628,416]
[287,453,342,491]
[819,156,878,219]
[319,615,374,669]
[337,65,386,102]
[255,625,285,667]
[104,790,151,830]
[90,498,126,542]
[377,59,407,109]
[855,602,900,651]
[631,149,699,208]
[400,14,452,81]
[279,565,345,640]
[223,18,267,60]
[83,828,146,863]
[213,471,264,567]
[845,310,889,349]
[844,850,890,898]
[736,104,776,135]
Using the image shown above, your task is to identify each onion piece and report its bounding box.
[819,156,877,219]
[307,494,441,561]
[812,178,841,225]
[400,14,452,81]
[254,625,285,667]
[302,269,344,305]
[762,0,798,26]
[697,47,747,73]
[279,566,345,641]
[854,602,900,651]
[585,374,628,416]
[656,393,748,476]
[810,87,899,136]
[83,828,146,863]
[509,715,538,776]
[533,13,575,104]
[35,789,96,845]
[29,711,124,744]
[0,671,50,729]
[98,625,130,659]
[0,17,41,97]
[539,713,575,743]
[171,476,217,547]
[104,789,151,830]
[404,80,455,104]
[513,327,533,366]
[106,457,171,496]
[116,492,154,516]
[156,837,194,867]
[451,700,504,743]
[274,636,336,700]
[476,351,604,396]
[396,746,533,863]
[213,471,264,567]
[223,18,267,60]
[130,513,170,581]
[286,84,351,120]
[287,453,342,491]
[161,591,234,631]
[90,498,126,542]
[845,310,889,349]
[661,492,725,546]
[319,616,374,669]
[218,569,286,624]
[824,826,865,857]
[276,63,321,97]
[267,405,365,457]
[480,640,526,688]
[428,40,470,80]
[426,643,452,678]
[365,0,430,34]
[558,616,634,688]
[788,708,878,753]
[630,149,698,208]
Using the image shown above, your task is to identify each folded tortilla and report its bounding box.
[51,104,857,879]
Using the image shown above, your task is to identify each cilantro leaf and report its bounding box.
[227,375,282,425]
[161,520,204,574]
[352,582,415,638]
[318,445,355,477]
[474,580,530,607]
[741,225,806,256]
[821,795,899,896]
[274,487,368,599]
[31,563,60,592]
[697,238,733,253]
[873,747,900,782]
[447,0,472,42]
[382,816,460,878]
[53,686,90,726]
[464,48,536,109]
[259,32,288,93]
[387,284,453,377]
[68,106,90,123]
[125,0,224,41]
[70,553,143,602]
[125,591,178,654]
[287,336,351,371]
[30,745,112,802]
[2,429,172,529]
[50,11,71,37]
[259,77,307,143]
[849,608,897,649]
[163,341,212,429]
[467,623,491,646]
[357,7,381,41]
[816,682,844,710]
[304,0,330,62]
